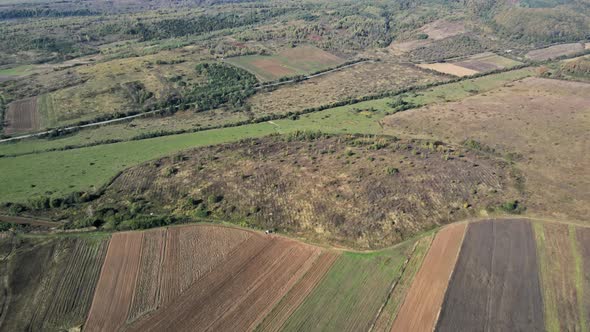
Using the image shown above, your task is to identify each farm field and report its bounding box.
[436,219,544,331]
[280,241,414,332]
[417,52,521,77]
[534,222,588,331]
[388,19,467,54]
[0,67,535,203]
[383,77,590,223]
[526,42,586,61]
[3,97,39,135]
[225,45,344,81]
[126,226,322,332]
[92,134,520,248]
[576,227,590,327]
[391,223,465,332]
[0,234,109,331]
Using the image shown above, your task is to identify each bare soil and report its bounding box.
[436,219,544,332]
[391,222,466,332]
[417,63,479,76]
[3,97,39,135]
[526,43,584,61]
[84,232,143,332]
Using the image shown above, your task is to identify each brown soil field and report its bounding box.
[280,45,344,66]
[248,61,445,117]
[535,222,586,331]
[382,77,590,223]
[84,232,143,332]
[453,52,521,72]
[436,219,544,331]
[389,20,466,54]
[95,135,520,249]
[0,215,61,227]
[526,42,585,61]
[3,97,39,135]
[576,227,590,328]
[255,251,340,332]
[127,232,321,332]
[127,228,167,323]
[158,224,252,305]
[391,222,466,332]
[0,235,108,331]
[250,58,297,77]
[417,63,479,76]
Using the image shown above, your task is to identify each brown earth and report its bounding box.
[536,222,585,331]
[84,232,143,332]
[248,61,445,117]
[279,45,343,66]
[436,219,544,331]
[250,58,297,78]
[388,20,466,54]
[95,135,521,249]
[417,63,479,76]
[0,215,61,227]
[255,251,340,332]
[526,42,585,61]
[382,77,590,223]
[127,232,321,332]
[576,227,590,328]
[391,222,466,332]
[3,97,39,135]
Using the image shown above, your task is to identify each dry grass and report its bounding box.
[383,77,590,223]
[417,63,478,76]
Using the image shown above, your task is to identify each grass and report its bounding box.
[0,67,535,203]
[280,241,413,331]
[569,225,588,332]
[533,222,560,332]
[0,65,33,77]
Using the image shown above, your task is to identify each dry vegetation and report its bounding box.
[383,77,590,223]
[417,63,478,77]
[93,134,521,249]
[526,42,585,61]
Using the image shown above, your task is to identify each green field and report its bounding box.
[0,67,535,203]
[0,65,33,77]
[280,241,413,331]
[225,45,344,81]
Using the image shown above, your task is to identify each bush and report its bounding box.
[386,167,400,175]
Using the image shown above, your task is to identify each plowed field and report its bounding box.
[391,223,465,332]
[3,97,39,135]
[436,219,544,331]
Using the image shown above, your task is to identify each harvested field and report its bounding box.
[96,134,521,249]
[436,219,544,331]
[281,242,414,332]
[248,61,445,122]
[383,77,590,222]
[158,225,252,305]
[391,223,465,332]
[127,232,321,332]
[388,20,466,53]
[371,234,434,332]
[226,45,344,81]
[417,63,478,76]
[526,42,585,61]
[453,52,521,72]
[3,97,39,135]
[535,222,587,331]
[85,232,143,332]
[255,251,340,332]
[0,235,108,331]
[576,227,590,328]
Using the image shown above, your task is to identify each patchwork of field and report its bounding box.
[225,45,344,81]
[3,97,39,135]
[392,223,465,332]
[526,42,585,61]
[436,219,544,331]
[0,234,109,331]
[418,52,522,77]
[248,60,445,117]
[383,77,590,222]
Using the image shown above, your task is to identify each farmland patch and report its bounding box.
[225,45,344,81]
[391,223,465,332]
[526,42,585,61]
[417,63,478,77]
[436,219,544,331]
[3,97,39,135]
